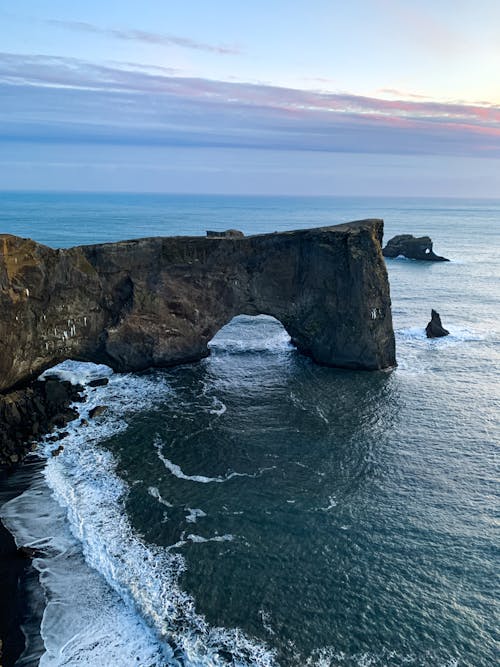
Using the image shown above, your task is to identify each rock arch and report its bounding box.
[208,314,291,354]
[0,220,396,392]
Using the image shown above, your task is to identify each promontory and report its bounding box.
[0,219,396,393]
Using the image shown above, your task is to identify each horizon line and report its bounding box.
[1,189,500,201]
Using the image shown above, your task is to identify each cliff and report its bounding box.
[0,220,396,393]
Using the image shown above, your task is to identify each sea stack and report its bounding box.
[383,235,449,261]
[425,310,450,338]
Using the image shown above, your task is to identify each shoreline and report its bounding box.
[0,375,88,667]
[0,460,46,667]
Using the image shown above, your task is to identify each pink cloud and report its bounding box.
[0,53,499,157]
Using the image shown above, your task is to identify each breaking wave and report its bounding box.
[2,361,276,666]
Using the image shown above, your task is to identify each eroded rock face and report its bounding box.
[206,229,245,238]
[0,220,396,392]
[0,378,83,466]
[382,234,449,261]
[425,309,450,338]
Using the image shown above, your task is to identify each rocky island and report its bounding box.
[0,219,396,397]
[383,234,449,261]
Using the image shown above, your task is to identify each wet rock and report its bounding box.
[88,405,108,419]
[80,418,89,427]
[383,235,449,261]
[88,377,109,387]
[425,310,450,338]
[51,445,64,457]
[17,545,46,560]
[0,378,83,468]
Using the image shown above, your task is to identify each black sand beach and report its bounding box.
[0,460,45,667]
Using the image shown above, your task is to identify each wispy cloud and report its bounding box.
[1,53,499,157]
[46,19,241,55]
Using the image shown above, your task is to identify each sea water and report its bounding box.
[0,193,499,666]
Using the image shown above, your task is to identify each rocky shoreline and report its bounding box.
[0,376,85,667]
[0,378,84,468]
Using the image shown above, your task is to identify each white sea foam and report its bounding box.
[155,437,276,484]
[187,533,234,544]
[1,476,170,667]
[304,646,460,666]
[2,361,277,667]
[209,315,293,354]
[259,609,276,636]
[396,325,484,344]
[186,507,207,523]
[148,485,174,508]
[318,495,337,512]
[209,397,227,415]
[39,360,113,386]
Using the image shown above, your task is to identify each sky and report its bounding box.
[1,1,500,196]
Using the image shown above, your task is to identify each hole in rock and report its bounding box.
[208,315,292,354]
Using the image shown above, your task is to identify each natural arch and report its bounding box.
[208,314,292,354]
[0,220,396,393]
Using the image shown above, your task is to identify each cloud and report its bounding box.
[47,19,241,55]
[0,53,499,158]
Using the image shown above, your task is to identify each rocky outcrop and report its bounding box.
[0,378,83,466]
[425,310,450,338]
[206,229,244,238]
[383,235,449,261]
[0,220,396,393]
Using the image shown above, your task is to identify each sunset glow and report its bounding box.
[1,1,499,194]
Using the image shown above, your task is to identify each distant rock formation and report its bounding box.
[0,220,396,394]
[383,235,449,261]
[206,229,245,238]
[425,310,450,338]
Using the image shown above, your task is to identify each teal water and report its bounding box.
[1,194,499,666]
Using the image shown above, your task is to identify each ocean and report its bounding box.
[0,193,498,666]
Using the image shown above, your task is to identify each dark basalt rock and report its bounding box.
[88,377,109,387]
[0,379,83,467]
[17,545,46,560]
[383,234,449,261]
[206,229,244,238]
[0,220,396,396]
[426,309,450,338]
[88,405,108,419]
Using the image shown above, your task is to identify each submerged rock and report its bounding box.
[383,235,449,261]
[88,405,108,419]
[426,310,450,338]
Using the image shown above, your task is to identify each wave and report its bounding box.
[155,436,276,484]
[186,507,207,523]
[396,325,484,344]
[208,315,294,354]
[148,485,174,507]
[1,474,170,667]
[303,646,460,666]
[2,361,277,667]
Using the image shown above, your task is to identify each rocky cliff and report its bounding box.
[0,220,396,393]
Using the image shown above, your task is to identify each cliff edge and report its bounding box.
[0,220,396,392]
